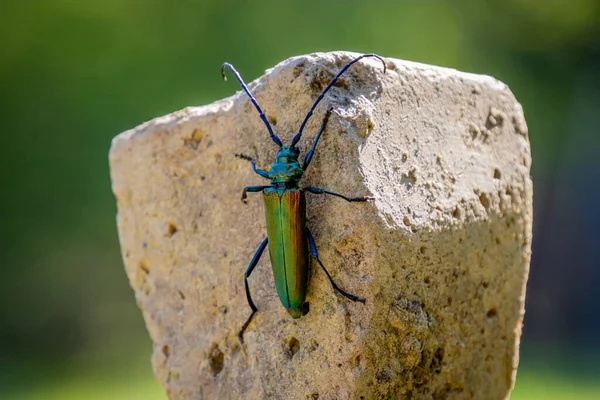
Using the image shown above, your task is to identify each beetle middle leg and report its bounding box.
[306,229,365,303]
[240,185,270,204]
[240,237,269,341]
[304,186,374,202]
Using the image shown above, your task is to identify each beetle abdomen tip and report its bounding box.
[287,307,303,319]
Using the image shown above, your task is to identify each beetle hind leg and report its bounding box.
[239,237,269,342]
[306,229,365,304]
[240,290,257,341]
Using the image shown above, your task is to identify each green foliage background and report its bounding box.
[1,1,598,398]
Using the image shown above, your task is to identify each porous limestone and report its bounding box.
[109,51,532,400]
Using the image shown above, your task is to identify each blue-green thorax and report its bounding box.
[269,146,304,184]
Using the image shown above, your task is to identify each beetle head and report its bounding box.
[275,146,300,163]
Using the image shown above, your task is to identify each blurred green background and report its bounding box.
[1,1,599,399]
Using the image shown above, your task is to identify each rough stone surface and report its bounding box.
[109,51,532,400]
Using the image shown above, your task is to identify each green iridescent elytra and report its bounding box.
[263,187,308,318]
[221,54,386,341]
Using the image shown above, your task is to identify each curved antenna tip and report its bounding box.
[368,53,387,74]
[362,53,387,74]
[220,63,229,81]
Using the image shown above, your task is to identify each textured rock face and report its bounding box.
[109,52,532,400]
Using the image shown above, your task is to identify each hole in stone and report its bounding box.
[494,168,501,179]
[168,222,178,237]
[482,281,489,288]
[354,354,363,368]
[288,337,300,357]
[495,236,502,245]
[268,115,277,125]
[452,207,460,218]
[424,277,431,284]
[209,345,224,376]
[403,216,411,226]
[367,119,375,133]
[345,332,356,342]
[479,193,490,210]
[221,306,228,314]
[311,393,319,400]
[420,246,427,254]
[139,259,150,275]
[302,302,310,316]
[162,345,170,358]
[487,307,498,319]
[431,348,444,374]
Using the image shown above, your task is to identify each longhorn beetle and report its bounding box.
[222,54,386,340]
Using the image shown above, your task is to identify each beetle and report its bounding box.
[221,54,386,340]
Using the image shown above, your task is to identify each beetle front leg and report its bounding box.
[240,237,269,342]
[241,185,270,204]
[306,229,365,304]
[304,186,374,202]
[235,153,270,179]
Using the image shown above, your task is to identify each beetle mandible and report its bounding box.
[221,54,386,341]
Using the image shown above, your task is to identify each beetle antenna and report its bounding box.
[222,62,283,147]
[290,54,386,147]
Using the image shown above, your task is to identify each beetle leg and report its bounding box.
[306,229,365,304]
[304,186,374,202]
[235,153,271,180]
[302,108,333,170]
[241,185,270,204]
[240,237,269,341]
